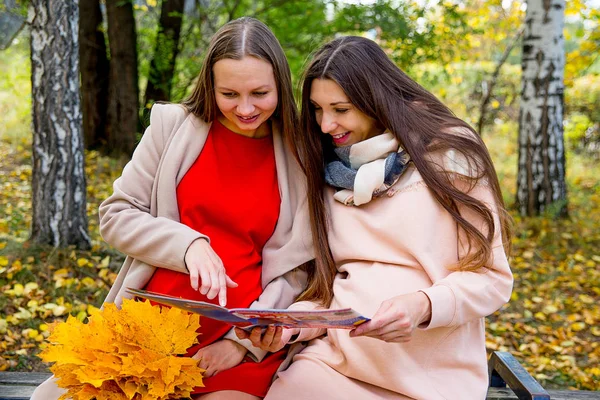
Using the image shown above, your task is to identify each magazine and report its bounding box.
[127,288,369,330]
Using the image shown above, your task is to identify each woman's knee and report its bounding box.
[30,376,67,400]
[265,359,332,399]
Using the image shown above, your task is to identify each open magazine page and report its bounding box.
[231,309,369,329]
[127,288,254,327]
[127,288,369,329]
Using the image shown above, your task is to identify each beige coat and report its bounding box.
[31,103,313,400]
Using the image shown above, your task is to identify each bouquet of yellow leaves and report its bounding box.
[39,298,204,400]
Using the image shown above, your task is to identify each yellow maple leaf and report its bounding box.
[39,299,203,399]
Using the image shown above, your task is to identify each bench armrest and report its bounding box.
[488,351,550,400]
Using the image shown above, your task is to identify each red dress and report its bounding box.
[145,119,286,397]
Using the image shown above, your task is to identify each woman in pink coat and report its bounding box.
[239,36,514,399]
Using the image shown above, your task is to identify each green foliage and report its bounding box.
[328,0,472,70]
[134,2,161,105]
[329,1,415,45]
[483,120,519,205]
[0,0,28,16]
[257,0,331,84]
[436,0,524,67]
[411,61,521,129]
[565,1,600,82]
[144,32,179,102]
[134,0,333,103]
[565,75,600,124]
[565,113,593,144]
[0,32,30,144]
[136,0,478,102]
[564,75,600,152]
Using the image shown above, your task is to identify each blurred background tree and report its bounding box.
[142,0,184,109]
[79,0,109,151]
[105,0,139,156]
[516,0,567,217]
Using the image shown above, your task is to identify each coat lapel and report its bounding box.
[262,124,314,287]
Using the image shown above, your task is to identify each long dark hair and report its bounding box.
[181,17,297,142]
[295,36,512,306]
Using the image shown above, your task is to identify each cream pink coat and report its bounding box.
[267,157,514,400]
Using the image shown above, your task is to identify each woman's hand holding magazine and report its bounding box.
[234,326,299,352]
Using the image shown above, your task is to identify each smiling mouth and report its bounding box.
[332,131,350,144]
[237,114,259,123]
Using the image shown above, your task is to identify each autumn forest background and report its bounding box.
[0,0,599,392]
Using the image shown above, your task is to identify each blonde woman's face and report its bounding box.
[213,56,278,137]
[310,78,383,147]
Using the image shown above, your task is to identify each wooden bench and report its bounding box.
[0,352,597,399]
[0,372,50,400]
[486,352,599,399]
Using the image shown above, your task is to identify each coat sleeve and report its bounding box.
[98,104,207,274]
[419,176,513,330]
[287,300,327,343]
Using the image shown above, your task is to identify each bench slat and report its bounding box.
[0,372,598,400]
[487,387,600,400]
[0,384,37,400]
[489,351,551,399]
[544,391,600,400]
[2,384,598,400]
[0,372,51,385]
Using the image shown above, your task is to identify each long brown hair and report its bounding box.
[295,36,512,306]
[181,17,297,141]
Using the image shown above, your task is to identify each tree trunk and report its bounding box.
[516,0,567,217]
[79,0,109,150]
[143,0,185,110]
[105,0,139,156]
[29,0,91,249]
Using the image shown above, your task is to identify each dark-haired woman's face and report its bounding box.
[309,79,383,147]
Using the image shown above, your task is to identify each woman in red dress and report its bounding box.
[140,18,312,400]
[30,17,313,400]
[145,117,289,398]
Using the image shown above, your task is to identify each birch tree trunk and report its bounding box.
[516,0,567,217]
[29,0,91,249]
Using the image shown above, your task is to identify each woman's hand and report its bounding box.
[184,238,237,306]
[191,339,247,377]
[350,292,432,342]
[234,326,298,353]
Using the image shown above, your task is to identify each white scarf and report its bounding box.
[324,132,411,206]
